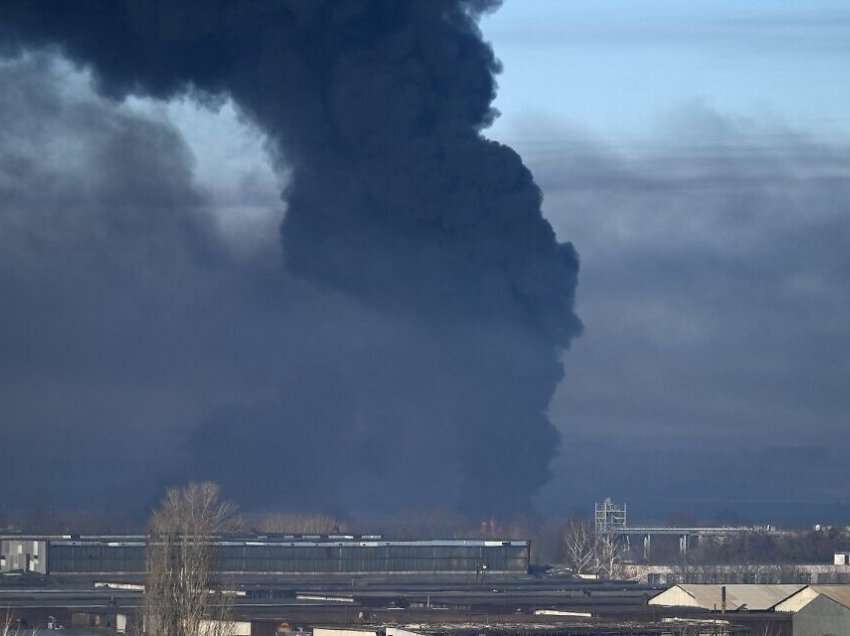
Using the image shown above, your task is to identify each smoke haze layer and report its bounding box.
[0,2,580,515]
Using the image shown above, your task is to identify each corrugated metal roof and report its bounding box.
[652,584,805,610]
[775,585,850,613]
[809,585,850,610]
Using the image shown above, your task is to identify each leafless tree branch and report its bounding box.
[144,482,241,636]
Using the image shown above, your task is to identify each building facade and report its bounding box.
[2,535,529,576]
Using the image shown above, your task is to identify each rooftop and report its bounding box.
[649,584,806,611]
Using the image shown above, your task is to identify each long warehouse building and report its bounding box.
[1,535,529,576]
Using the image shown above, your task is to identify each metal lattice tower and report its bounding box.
[595,498,627,535]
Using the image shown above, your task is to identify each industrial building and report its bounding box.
[0,534,529,576]
[650,583,850,636]
[774,584,850,612]
[649,584,806,611]
[0,537,47,574]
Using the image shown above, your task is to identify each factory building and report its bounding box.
[0,538,48,574]
[1,535,529,576]
[650,583,850,636]
[649,583,806,611]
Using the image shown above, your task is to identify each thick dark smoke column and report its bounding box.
[2,1,580,514]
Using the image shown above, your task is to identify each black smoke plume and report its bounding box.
[1,1,580,515]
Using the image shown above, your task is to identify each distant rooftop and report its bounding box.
[1,533,529,548]
[649,584,806,611]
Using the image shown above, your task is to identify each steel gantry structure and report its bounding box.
[593,499,788,559]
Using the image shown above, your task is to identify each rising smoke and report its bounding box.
[1,1,580,515]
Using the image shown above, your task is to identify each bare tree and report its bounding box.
[0,610,34,636]
[1,609,18,636]
[594,532,622,580]
[144,482,241,636]
[561,518,596,576]
[756,622,789,636]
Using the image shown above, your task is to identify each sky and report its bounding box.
[485,0,850,140]
[1,1,849,526]
[481,0,850,523]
